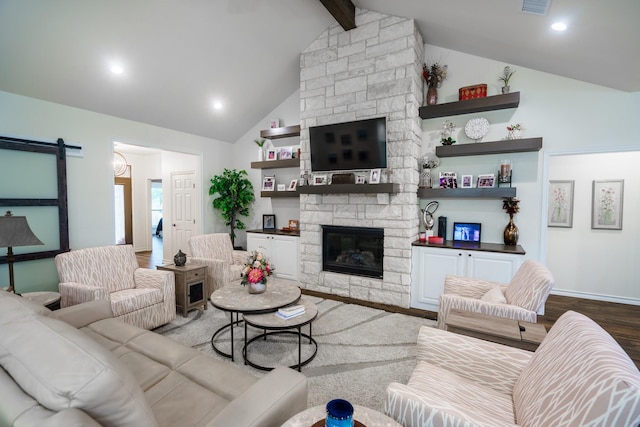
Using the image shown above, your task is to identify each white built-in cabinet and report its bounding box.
[247,231,299,281]
[410,245,523,312]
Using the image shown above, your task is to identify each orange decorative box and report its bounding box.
[459,84,487,101]
[428,236,444,244]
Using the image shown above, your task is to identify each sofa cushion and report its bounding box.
[0,294,157,427]
[513,310,640,426]
[504,259,554,311]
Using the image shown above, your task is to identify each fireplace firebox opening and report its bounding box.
[322,225,383,279]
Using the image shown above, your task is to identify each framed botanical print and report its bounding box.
[548,180,574,228]
[592,179,624,230]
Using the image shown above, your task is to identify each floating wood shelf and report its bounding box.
[417,187,516,198]
[259,125,301,139]
[299,183,399,195]
[251,158,300,169]
[436,137,543,157]
[419,92,520,119]
[260,190,299,198]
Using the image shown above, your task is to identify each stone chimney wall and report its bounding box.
[298,9,423,307]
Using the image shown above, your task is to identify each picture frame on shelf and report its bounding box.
[439,171,458,188]
[476,174,495,188]
[279,147,293,160]
[461,175,473,188]
[266,148,277,161]
[288,219,299,231]
[277,184,286,191]
[270,118,279,129]
[262,176,275,191]
[313,174,327,185]
[355,175,366,184]
[548,180,574,228]
[288,179,297,191]
[369,168,381,184]
[591,179,624,230]
[262,214,276,230]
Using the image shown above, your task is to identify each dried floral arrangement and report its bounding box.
[502,197,520,216]
[422,62,448,88]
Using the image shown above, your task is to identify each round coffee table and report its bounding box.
[282,404,401,427]
[243,297,318,372]
[210,277,301,361]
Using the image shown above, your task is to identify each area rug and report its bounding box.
[154,295,435,412]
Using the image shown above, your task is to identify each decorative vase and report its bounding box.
[426,86,438,105]
[503,215,519,245]
[173,249,187,266]
[257,147,264,161]
[420,167,433,188]
[508,129,522,140]
[248,281,267,294]
[501,85,510,94]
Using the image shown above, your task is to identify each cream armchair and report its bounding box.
[188,233,247,295]
[385,311,640,426]
[55,245,175,329]
[437,259,554,330]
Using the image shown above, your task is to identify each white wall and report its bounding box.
[0,90,234,291]
[421,44,640,303]
[547,151,640,303]
[231,91,301,249]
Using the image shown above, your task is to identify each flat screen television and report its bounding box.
[453,222,482,243]
[309,117,387,172]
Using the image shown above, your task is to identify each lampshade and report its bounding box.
[0,211,44,248]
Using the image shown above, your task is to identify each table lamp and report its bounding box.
[0,211,43,293]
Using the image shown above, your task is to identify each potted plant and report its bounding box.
[498,66,516,93]
[209,169,255,248]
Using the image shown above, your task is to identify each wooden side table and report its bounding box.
[157,264,207,317]
[445,309,547,351]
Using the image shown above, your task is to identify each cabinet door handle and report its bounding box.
[458,253,462,256]
[468,253,471,257]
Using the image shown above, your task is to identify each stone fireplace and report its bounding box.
[298,9,424,307]
[322,225,384,279]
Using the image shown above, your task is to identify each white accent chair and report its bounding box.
[385,311,640,426]
[55,245,176,330]
[437,259,555,330]
[188,233,248,296]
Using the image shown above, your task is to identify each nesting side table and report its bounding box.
[157,264,207,317]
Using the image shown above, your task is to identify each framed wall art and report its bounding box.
[476,174,495,188]
[262,176,275,191]
[591,179,624,230]
[548,180,574,228]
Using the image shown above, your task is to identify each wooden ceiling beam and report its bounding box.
[319,0,356,31]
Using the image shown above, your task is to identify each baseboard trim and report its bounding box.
[551,289,640,306]
[300,289,438,321]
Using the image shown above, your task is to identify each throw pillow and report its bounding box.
[481,286,507,304]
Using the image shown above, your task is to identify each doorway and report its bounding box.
[115,177,133,245]
[151,179,163,260]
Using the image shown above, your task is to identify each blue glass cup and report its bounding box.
[325,399,354,427]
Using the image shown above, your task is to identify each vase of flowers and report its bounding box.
[241,248,273,294]
[499,66,516,94]
[440,120,456,145]
[423,62,448,106]
[502,197,520,245]
[420,156,440,188]
[255,139,266,161]
[507,123,523,140]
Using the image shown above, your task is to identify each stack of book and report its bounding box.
[275,304,305,320]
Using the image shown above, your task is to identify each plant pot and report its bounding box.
[257,147,264,161]
[426,86,438,105]
[248,281,267,294]
[504,216,519,245]
[508,129,522,140]
[501,85,510,94]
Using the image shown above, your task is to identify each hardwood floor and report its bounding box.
[137,250,640,369]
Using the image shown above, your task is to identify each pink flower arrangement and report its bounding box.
[241,249,273,286]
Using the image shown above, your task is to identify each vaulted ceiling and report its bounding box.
[0,1,637,143]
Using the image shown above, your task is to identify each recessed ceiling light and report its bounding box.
[551,22,567,31]
[213,101,223,110]
[111,65,124,74]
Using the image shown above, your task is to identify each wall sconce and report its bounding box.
[0,211,44,293]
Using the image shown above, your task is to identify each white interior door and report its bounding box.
[170,172,196,256]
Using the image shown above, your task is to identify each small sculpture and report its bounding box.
[421,201,439,231]
[174,249,187,266]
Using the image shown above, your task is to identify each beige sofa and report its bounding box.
[0,291,307,427]
[55,245,176,330]
[386,310,640,426]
